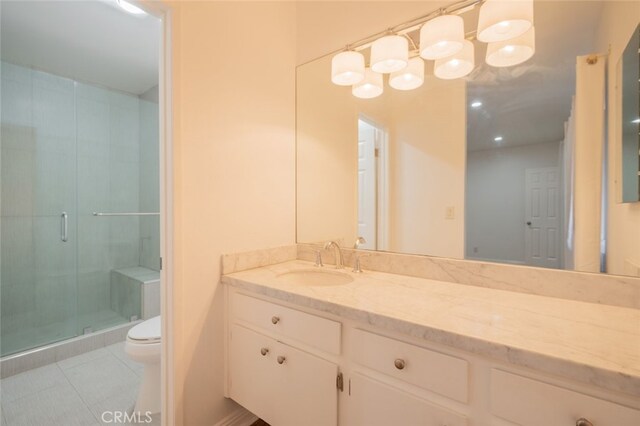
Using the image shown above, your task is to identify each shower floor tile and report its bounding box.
[0,343,159,425]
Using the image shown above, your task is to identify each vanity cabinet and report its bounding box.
[225,288,640,426]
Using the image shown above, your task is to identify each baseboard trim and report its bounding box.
[213,407,258,426]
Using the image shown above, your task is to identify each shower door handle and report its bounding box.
[61,212,68,242]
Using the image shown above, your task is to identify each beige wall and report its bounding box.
[387,78,466,258]
[296,55,359,245]
[296,1,449,66]
[169,2,296,424]
[595,1,640,276]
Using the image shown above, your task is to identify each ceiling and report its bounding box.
[0,0,160,95]
[464,1,604,151]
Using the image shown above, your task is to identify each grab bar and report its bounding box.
[61,212,68,242]
[93,212,160,216]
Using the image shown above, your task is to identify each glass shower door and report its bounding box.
[1,63,78,356]
[1,62,149,357]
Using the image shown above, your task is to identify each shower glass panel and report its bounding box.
[1,63,79,355]
[1,62,159,357]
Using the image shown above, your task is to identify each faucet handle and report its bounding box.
[352,252,371,273]
[354,237,367,249]
[314,249,324,267]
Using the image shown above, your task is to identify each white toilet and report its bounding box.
[125,316,161,415]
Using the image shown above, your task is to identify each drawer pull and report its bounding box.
[394,359,406,370]
[576,419,593,426]
[271,316,280,324]
[277,356,286,365]
[260,347,269,356]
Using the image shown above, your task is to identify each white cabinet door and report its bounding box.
[345,373,468,426]
[229,323,338,426]
[229,324,279,425]
[274,340,338,426]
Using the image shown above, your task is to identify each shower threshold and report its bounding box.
[0,319,140,379]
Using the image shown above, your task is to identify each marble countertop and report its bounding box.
[222,260,640,397]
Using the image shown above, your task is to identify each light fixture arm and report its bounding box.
[402,33,418,51]
[325,0,484,57]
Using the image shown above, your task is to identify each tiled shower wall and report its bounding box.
[139,98,160,271]
[0,62,159,349]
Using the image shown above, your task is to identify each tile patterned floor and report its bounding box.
[0,342,160,426]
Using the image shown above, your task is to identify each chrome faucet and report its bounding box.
[324,241,343,269]
[313,248,324,267]
[352,252,371,273]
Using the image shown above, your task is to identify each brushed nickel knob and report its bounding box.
[260,348,269,356]
[271,316,280,324]
[576,419,593,426]
[394,359,406,370]
[277,356,286,365]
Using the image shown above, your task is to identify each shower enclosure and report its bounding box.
[0,62,160,357]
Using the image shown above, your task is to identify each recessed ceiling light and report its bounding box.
[471,101,483,108]
[494,136,503,142]
[117,0,147,15]
[632,118,640,124]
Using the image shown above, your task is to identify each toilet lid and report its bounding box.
[128,316,161,343]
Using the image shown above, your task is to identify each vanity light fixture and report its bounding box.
[486,27,535,67]
[494,136,504,142]
[477,0,534,43]
[370,35,409,73]
[419,15,465,60]
[352,68,384,99]
[434,40,475,80]
[329,0,537,98]
[331,51,366,86]
[471,101,483,108]
[389,57,425,90]
[116,0,147,15]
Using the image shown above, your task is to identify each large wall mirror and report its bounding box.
[296,0,640,277]
[620,23,640,203]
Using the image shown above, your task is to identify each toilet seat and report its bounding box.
[127,316,161,344]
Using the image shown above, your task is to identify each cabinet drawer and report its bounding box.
[352,329,468,403]
[231,292,341,355]
[346,373,467,426]
[491,369,640,426]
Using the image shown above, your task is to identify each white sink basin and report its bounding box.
[276,269,354,286]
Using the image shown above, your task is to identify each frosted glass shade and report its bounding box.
[477,0,533,43]
[434,40,475,80]
[331,51,365,86]
[389,57,425,90]
[486,27,535,67]
[419,15,465,60]
[352,68,383,99]
[371,35,409,74]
